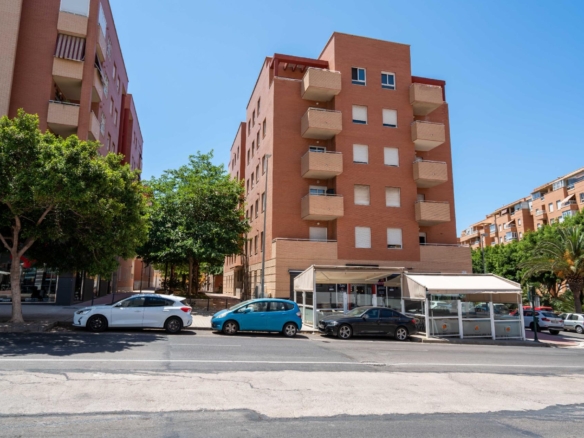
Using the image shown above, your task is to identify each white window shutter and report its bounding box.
[309,227,327,241]
[353,144,368,164]
[385,187,400,207]
[352,105,367,123]
[355,227,371,248]
[387,228,402,249]
[354,185,370,205]
[384,147,399,166]
[382,109,397,127]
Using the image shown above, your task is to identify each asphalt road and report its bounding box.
[1,329,583,437]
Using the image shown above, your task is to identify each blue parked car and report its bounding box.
[211,299,302,337]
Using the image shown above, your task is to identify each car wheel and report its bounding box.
[337,324,352,340]
[282,322,298,338]
[87,315,107,332]
[395,326,409,341]
[576,326,584,335]
[549,329,560,335]
[164,316,183,334]
[222,320,239,336]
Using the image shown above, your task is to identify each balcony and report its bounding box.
[47,100,79,138]
[88,111,100,141]
[301,68,341,102]
[301,151,343,179]
[535,210,547,219]
[92,67,103,102]
[301,108,342,140]
[411,121,445,151]
[562,200,579,211]
[96,28,107,62]
[57,11,88,37]
[415,201,451,226]
[52,58,83,101]
[301,194,344,221]
[413,160,448,188]
[410,83,444,116]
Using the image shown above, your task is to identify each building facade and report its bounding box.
[460,166,584,249]
[0,0,143,303]
[223,32,471,300]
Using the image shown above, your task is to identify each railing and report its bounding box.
[301,150,342,158]
[49,100,79,107]
[272,238,337,243]
[307,107,342,114]
[535,210,546,216]
[415,200,449,204]
[302,193,343,198]
[413,158,447,165]
[420,243,465,247]
[562,200,578,207]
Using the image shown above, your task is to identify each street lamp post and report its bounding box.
[529,285,539,342]
[260,154,271,299]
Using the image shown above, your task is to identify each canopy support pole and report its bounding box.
[457,300,463,339]
[489,301,496,340]
[425,296,430,339]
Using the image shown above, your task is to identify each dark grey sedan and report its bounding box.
[317,306,417,341]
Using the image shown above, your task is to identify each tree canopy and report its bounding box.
[0,110,148,322]
[137,152,248,294]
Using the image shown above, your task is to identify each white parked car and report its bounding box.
[73,294,192,334]
[523,310,564,335]
[563,313,584,334]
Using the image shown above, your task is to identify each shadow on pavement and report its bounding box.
[0,330,175,357]
[210,331,310,340]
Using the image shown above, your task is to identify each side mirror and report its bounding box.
[362,314,369,320]
[113,303,122,308]
[243,308,252,314]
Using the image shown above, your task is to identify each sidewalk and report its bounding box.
[0,304,78,333]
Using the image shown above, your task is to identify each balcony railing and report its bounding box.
[413,160,448,188]
[415,200,451,226]
[411,121,445,152]
[410,83,444,116]
[301,68,341,102]
[57,10,88,37]
[301,193,344,221]
[301,150,343,179]
[301,108,342,140]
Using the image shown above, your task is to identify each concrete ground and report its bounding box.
[0,330,584,436]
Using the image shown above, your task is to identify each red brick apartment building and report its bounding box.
[460,167,584,250]
[223,32,472,299]
[0,0,143,304]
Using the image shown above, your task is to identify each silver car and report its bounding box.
[563,313,584,334]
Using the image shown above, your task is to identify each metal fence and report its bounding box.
[185,297,241,313]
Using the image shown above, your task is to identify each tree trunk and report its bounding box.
[194,261,200,295]
[570,281,583,314]
[188,257,194,297]
[9,252,24,323]
[170,264,175,292]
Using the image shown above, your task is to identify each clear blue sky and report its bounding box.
[111,0,584,234]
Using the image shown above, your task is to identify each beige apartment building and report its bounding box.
[460,166,584,249]
[223,32,472,301]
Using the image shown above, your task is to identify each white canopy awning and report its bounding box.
[561,194,575,205]
[0,271,8,276]
[504,220,515,227]
[293,265,404,292]
[404,273,521,302]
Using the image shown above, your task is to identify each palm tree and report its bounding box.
[520,226,584,313]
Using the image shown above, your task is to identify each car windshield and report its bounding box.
[346,307,369,317]
[230,300,252,311]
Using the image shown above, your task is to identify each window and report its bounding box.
[383,147,399,166]
[255,199,259,217]
[100,113,106,135]
[251,141,255,157]
[549,203,554,213]
[106,134,111,152]
[387,228,403,249]
[260,232,264,251]
[351,67,366,85]
[385,187,400,207]
[354,185,370,206]
[145,296,173,307]
[262,119,266,137]
[119,297,145,307]
[353,144,368,164]
[261,193,265,212]
[106,36,111,59]
[248,121,251,135]
[116,76,120,92]
[256,131,260,148]
[309,185,327,195]
[352,105,367,124]
[519,232,523,238]
[257,98,261,115]
[112,142,115,153]
[499,225,502,231]
[262,156,266,174]
[309,146,326,153]
[254,235,258,254]
[251,173,254,189]
[355,227,371,248]
[381,72,395,90]
[112,63,116,79]
[247,149,250,164]
[382,109,397,128]
[419,232,427,244]
[309,227,327,242]
[518,219,522,226]
[580,193,584,203]
[60,0,90,16]
[252,110,255,126]
[417,193,425,202]
[114,109,118,126]
[109,98,114,115]
[98,3,107,36]
[255,165,259,182]
[250,205,254,221]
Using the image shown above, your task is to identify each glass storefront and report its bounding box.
[0,263,59,303]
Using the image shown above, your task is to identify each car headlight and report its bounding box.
[214,311,228,319]
[327,321,339,326]
[76,309,92,315]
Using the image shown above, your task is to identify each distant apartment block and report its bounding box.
[223,32,472,299]
[460,167,584,249]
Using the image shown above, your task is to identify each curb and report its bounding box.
[409,335,553,348]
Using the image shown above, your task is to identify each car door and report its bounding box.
[110,296,146,327]
[143,296,173,327]
[564,314,575,331]
[354,309,380,335]
[266,301,287,331]
[523,310,533,328]
[236,301,269,331]
[378,308,399,335]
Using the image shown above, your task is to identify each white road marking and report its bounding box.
[170,344,241,347]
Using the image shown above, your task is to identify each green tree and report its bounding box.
[520,225,584,313]
[0,110,148,322]
[138,152,248,295]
